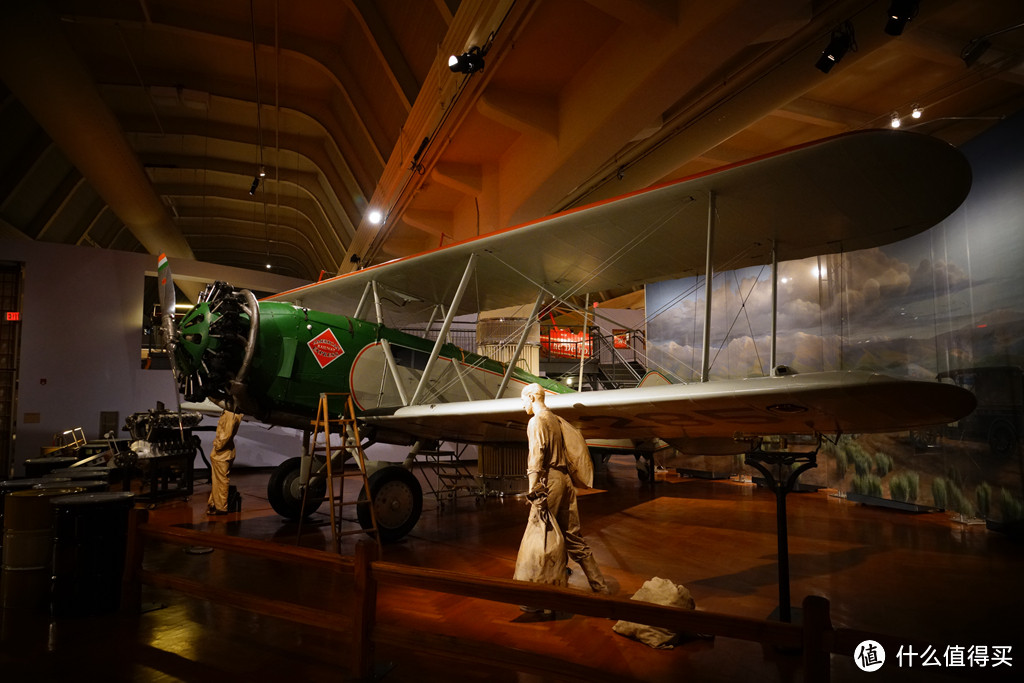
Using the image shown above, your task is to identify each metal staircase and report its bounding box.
[597,361,646,389]
[421,444,481,507]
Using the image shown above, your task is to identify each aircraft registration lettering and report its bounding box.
[307,328,345,369]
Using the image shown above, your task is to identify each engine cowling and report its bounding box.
[174,282,258,410]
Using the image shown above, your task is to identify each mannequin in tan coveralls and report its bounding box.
[207,410,243,515]
[515,383,608,593]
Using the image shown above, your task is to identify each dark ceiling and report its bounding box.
[1,0,1022,294]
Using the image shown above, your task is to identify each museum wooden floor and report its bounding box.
[2,456,1022,682]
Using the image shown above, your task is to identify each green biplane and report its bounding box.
[160,130,977,541]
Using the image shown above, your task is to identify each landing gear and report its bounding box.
[267,456,326,520]
[268,456,424,542]
[357,466,423,542]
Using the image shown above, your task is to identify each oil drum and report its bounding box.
[0,478,71,564]
[22,456,78,477]
[46,466,116,484]
[34,479,108,493]
[0,488,85,610]
[50,491,136,616]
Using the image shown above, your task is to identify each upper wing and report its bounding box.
[361,371,977,444]
[267,130,970,324]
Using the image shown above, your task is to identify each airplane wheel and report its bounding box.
[267,456,327,520]
[357,466,422,542]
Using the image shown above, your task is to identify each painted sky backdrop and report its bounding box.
[647,114,1024,383]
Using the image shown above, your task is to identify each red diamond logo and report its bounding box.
[307,328,344,369]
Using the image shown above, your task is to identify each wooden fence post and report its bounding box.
[802,594,833,683]
[352,539,379,681]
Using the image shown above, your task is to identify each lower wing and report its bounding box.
[362,371,976,447]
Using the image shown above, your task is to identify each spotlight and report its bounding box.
[448,46,484,74]
[259,166,266,177]
[911,105,922,119]
[815,23,855,74]
[890,112,901,128]
[265,263,271,270]
[884,0,918,36]
[249,176,260,195]
[368,209,383,225]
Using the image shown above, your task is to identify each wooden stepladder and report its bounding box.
[309,392,381,554]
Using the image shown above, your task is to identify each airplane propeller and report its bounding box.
[170,280,261,415]
[154,254,258,413]
[156,253,182,388]
[151,253,198,454]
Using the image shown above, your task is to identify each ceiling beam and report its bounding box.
[0,2,193,262]
[347,0,419,110]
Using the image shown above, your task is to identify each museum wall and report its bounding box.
[1,239,309,476]
[646,113,1024,524]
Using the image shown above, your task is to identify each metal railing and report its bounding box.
[539,328,649,389]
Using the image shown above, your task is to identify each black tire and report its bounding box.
[267,456,326,520]
[357,466,423,542]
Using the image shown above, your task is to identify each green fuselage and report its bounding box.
[174,294,569,430]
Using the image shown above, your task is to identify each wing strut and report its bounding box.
[425,304,441,333]
[425,303,476,400]
[578,293,590,388]
[700,191,716,382]
[355,281,372,320]
[371,280,385,324]
[410,254,478,406]
[371,280,409,406]
[495,291,545,399]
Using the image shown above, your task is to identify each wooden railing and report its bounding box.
[120,507,958,682]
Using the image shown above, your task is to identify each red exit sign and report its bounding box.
[5,312,19,321]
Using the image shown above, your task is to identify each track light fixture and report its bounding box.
[961,38,991,67]
[815,22,856,74]
[911,105,922,119]
[890,112,901,128]
[884,0,919,36]
[958,20,1024,66]
[448,46,485,74]
[962,21,1024,66]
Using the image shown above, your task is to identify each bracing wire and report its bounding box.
[708,264,767,375]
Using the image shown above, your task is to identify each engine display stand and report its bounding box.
[743,444,819,624]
